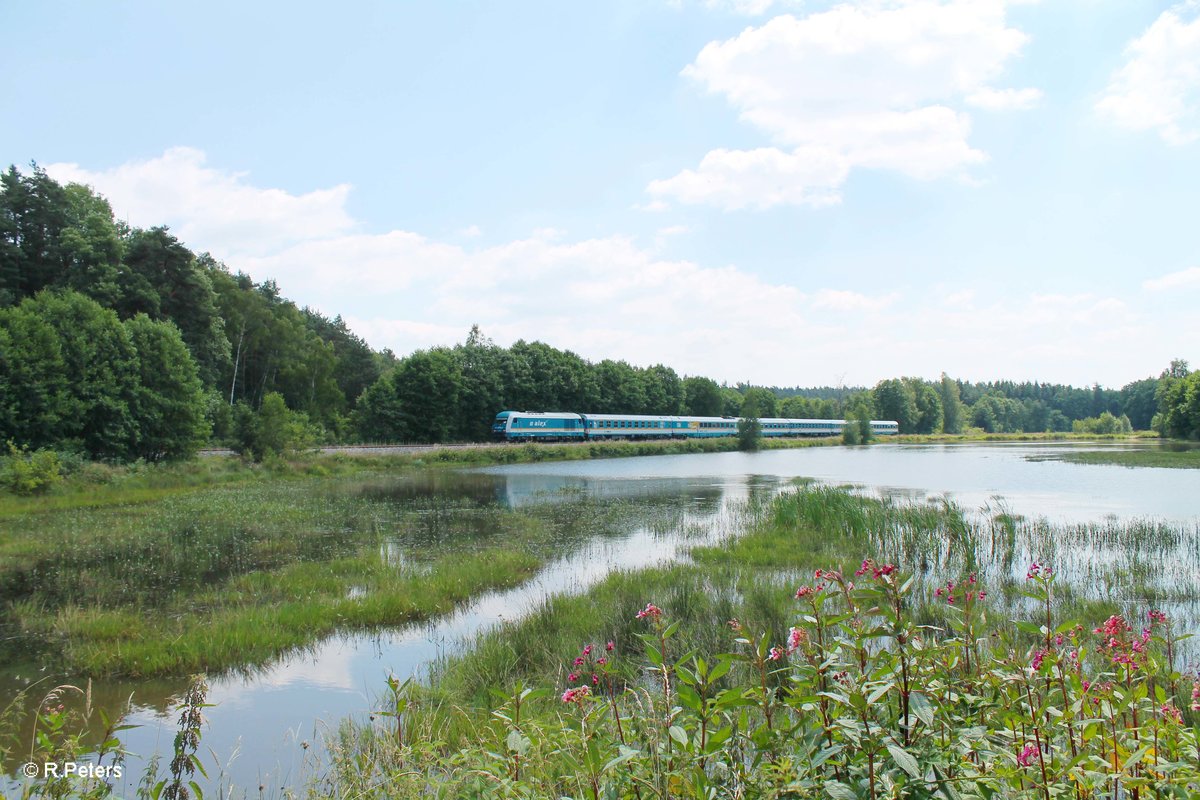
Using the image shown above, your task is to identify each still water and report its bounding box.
[5,441,1197,796]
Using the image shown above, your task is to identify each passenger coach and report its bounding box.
[492,411,899,442]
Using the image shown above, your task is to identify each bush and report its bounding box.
[1,441,63,495]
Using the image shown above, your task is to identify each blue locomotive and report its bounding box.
[492,410,899,442]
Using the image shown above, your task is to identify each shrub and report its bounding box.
[0,441,63,495]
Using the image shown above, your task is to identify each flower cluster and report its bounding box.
[566,641,615,687]
[933,574,984,605]
[1017,743,1039,768]
[636,603,662,620]
[1093,614,1153,670]
[787,626,807,655]
[854,558,896,581]
[1025,561,1053,580]
[561,686,590,704]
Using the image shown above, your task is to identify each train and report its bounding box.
[492,410,899,442]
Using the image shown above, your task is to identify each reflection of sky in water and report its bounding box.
[480,442,1198,524]
[6,442,1196,796]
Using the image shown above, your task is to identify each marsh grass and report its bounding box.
[1027,447,1200,470]
[391,485,1200,755]
[310,484,1200,799]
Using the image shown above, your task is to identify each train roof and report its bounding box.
[497,410,898,426]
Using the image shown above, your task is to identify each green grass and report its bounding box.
[1027,447,1200,469]
[424,484,1197,719]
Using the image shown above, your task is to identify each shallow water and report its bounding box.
[3,441,1197,796]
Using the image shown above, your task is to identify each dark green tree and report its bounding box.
[741,387,777,419]
[873,379,918,433]
[737,398,762,452]
[938,374,964,434]
[683,376,725,417]
[124,314,209,460]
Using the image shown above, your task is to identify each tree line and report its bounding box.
[2,163,1195,463]
[1,164,389,459]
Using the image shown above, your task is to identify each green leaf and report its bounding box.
[668,725,689,747]
[909,691,935,727]
[887,742,921,778]
[506,730,531,755]
[823,780,859,799]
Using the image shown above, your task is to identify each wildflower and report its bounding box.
[1054,633,1064,646]
[573,657,585,667]
[1026,562,1041,580]
[582,644,593,656]
[767,646,784,661]
[1017,744,1039,768]
[592,674,599,686]
[568,672,579,682]
[1149,609,1168,626]
[636,603,662,620]
[606,640,615,651]
[1082,680,1091,692]
[1095,615,1130,637]
[1032,649,1048,671]
[1190,682,1200,712]
[596,657,607,666]
[977,590,987,600]
[968,573,977,584]
[947,595,955,604]
[787,626,807,654]
[1162,703,1183,724]
[562,686,590,703]
[795,586,814,598]
[935,587,944,598]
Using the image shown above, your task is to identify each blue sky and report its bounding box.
[3,0,1198,388]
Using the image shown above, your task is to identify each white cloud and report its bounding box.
[647,146,848,209]
[966,86,1043,111]
[44,147,355,257]
[1143,266,1200,291]
[1097,4,1200,145]
[652,1,1037,208]
[48,148,1190,387]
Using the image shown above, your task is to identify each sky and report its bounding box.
[2,0,1198,389]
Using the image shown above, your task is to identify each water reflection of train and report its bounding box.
[492,410,899,442]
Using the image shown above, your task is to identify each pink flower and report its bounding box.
[606,640,615,651]
[1017,744,1039,768]
[767,647,784,661]
[1162,703,1183,724]
[574,657,585,666]
[568,672,579,682]
[592,674,599,686]
[597,657,607,666]
[1032,649,1048,671]
[1149,610,1168,626]
[562,686,590,703]
[636,603,662,620]
[582,644,593,656]
[787,626,806,654]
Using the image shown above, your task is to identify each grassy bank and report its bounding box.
[1027,446,1200,469]
[311,485,1200,798]
[0,459,702,677]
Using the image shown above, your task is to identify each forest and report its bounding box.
[1,164,1197,465]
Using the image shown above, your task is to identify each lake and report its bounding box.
[3,440,1196,796]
